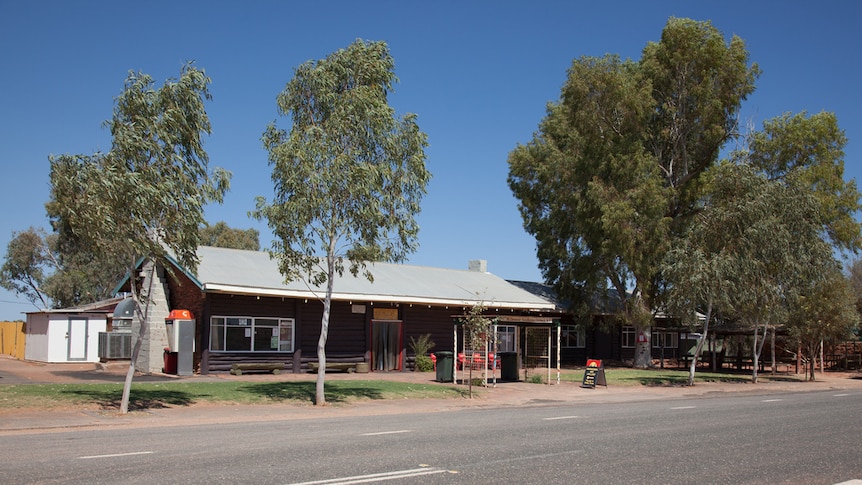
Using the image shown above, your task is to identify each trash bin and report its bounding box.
[435,351,454,382]
[163,348,178,375]
[499,351,519,381]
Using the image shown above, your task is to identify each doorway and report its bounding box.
[371,320,403,371]
[67,317,88,361]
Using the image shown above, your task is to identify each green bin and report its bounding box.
[435,351,454,382]
[499,351,519,381]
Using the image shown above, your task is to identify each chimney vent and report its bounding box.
[468,260,488,272]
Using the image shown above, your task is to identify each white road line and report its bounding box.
[360,430,412,436]
[543,415,581,420]
[288,467,448,485]
[834,393,850,397]
[670,406,696,410]
[761,399,783,402]
[78,451,154,460]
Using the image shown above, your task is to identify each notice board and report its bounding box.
[581,359,607,388]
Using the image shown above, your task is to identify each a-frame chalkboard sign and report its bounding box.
[581,359,607,388]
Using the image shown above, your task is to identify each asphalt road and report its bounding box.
[1,389,860,484]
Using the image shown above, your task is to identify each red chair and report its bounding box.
[430,353,437,371]
[457,353,466,370]
[488,353,495,369]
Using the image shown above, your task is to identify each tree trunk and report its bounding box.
[633,324,652,369]
[807,342,817,381]
[688,300,713,386]
[751,321,768,384]
[819,340,824,375]
[316,252,337,406]
[770,330,776,375]
[120,260,155,414]
[468,359,473,398]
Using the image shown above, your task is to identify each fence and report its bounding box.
[0,321,25,360]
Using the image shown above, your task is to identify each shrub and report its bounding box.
[409,334,436,372]
[414,354,434,372]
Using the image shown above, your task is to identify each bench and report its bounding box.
[308,362,357,373]
[230,362,285,375]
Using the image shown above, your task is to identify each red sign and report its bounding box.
[582,359,607,388]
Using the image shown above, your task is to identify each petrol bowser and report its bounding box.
[165,309,195,376]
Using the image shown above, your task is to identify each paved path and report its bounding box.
[2,355,861,434]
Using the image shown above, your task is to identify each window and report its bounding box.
[652,331,678,349]
[621,326,636,348]
[210,316,294,352]
[495,325,516,352]
[561,325,585,348]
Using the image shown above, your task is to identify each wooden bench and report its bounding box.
[308,362,357,373]
[230,362,285,375]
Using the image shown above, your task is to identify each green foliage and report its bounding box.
[1,225,129,310]
[788,266,859,380]
[254,39,430,286]
[414,355,434,372]
[457,301,496,350]
[507,18,758,367]
[254,40,429,405]
[199,221,260,251]
[409,333,436,372]
[45,63,230,414]
[848,259,862,317]
[46,64,231,277]
[0,227,54,308]
[408,333,436,356]
[741,111,861,253]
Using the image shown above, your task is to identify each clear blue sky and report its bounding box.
[1,1,860,320]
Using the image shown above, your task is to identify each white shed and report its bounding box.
[24,298,124,363]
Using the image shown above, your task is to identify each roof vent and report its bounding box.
[468,260,487,272]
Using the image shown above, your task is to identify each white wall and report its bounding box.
[25,313,107,363]
[24,313,49,361]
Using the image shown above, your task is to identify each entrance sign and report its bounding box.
[581,359,607,388]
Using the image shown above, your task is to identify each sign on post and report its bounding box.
[581,359,607,388]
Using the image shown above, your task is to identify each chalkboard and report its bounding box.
[581,359,607,388]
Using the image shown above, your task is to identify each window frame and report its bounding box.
[652,330,679,349]
[621,326,636,348]
[494,325,517,352]
[561,325,586,348]
[210,316,295,353]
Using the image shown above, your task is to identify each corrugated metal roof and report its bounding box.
[194,246,556,311]
[26,296,126,315]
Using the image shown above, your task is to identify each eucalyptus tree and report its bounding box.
[199,221,260,251]
[254,40,430,406]
[788,266,858,381]
[47,64,230,413]
[663,163,834,383]
[0,227,55,309]
[508,18,759,367]
[743,110,862,254]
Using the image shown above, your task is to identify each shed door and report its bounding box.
[67,318,88,361]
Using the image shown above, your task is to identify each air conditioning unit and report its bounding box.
[98,332,132,359]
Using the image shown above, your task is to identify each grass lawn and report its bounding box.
[0,367,806,412]
[558,367,804,386]
[0,380,470,412]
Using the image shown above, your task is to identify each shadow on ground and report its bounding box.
[620,375,753,387]
[63,388,197,411]
[239,382,385,405]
